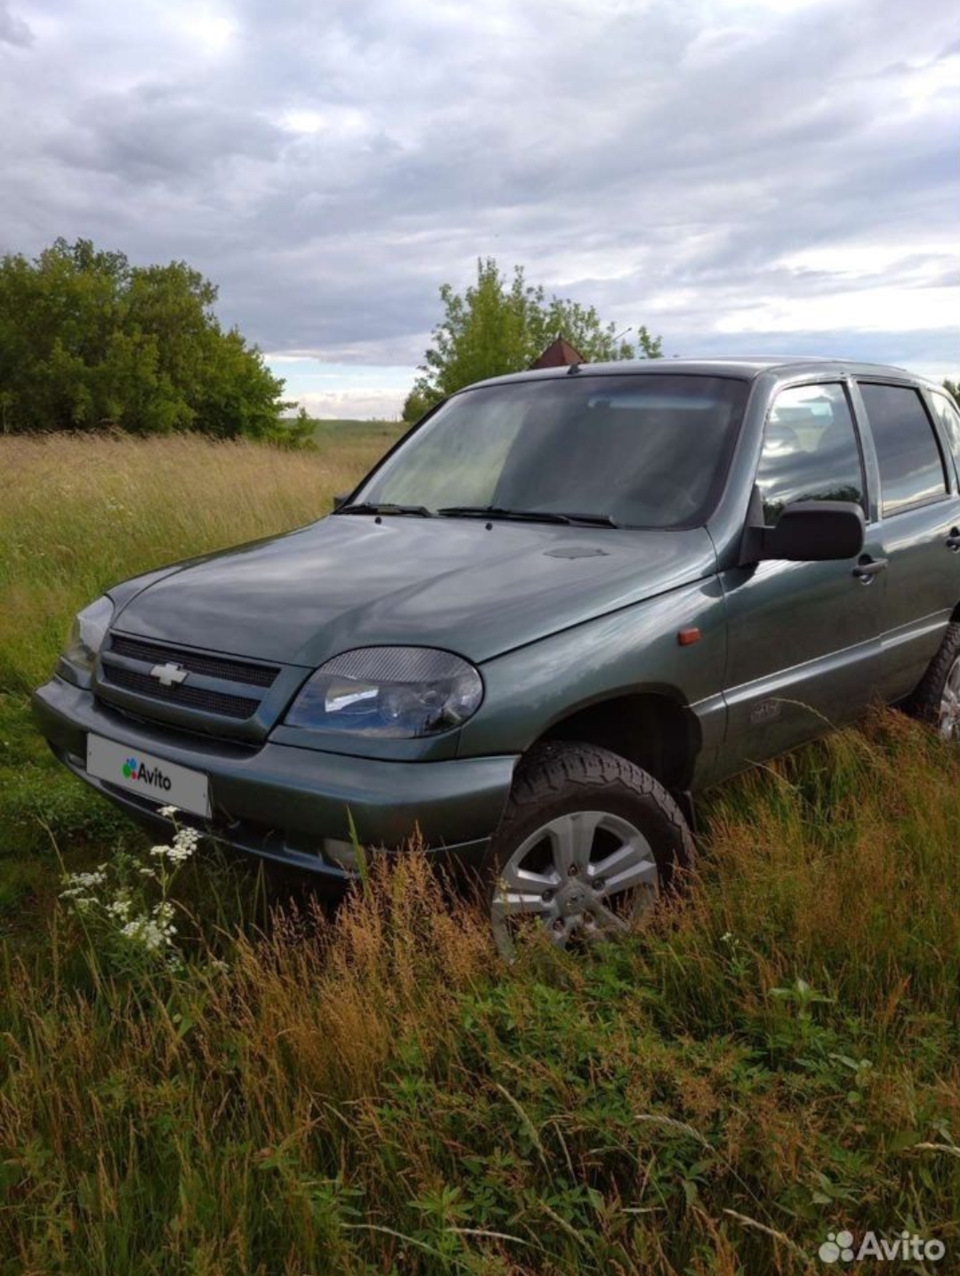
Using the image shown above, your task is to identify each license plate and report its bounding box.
[86,734,211,818]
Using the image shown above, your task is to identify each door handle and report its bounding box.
[946,528,960,552]
[852,556,888,584]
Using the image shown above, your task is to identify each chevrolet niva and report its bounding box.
[34,358,960,949]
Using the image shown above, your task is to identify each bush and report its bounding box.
[0,239,289,437]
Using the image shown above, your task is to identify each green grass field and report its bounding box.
[0,430,957,1274]
[307,417,407,451]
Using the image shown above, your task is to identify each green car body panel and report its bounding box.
[33,358,960,882]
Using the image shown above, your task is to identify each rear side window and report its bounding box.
[858,383,947,516]
[930,391,960,483]
[756,383,864,527]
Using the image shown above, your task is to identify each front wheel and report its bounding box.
[484,742,695,955]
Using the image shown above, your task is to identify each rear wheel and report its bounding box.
[484,742,694,955]
[908,621,960,743]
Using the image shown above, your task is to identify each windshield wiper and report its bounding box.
[437,505,619,528]
[335,502,434,517]
[552,510,620,527]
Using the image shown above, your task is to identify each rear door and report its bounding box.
[853,380,960,700]
[927,388,960,488]
[722,380,888,767]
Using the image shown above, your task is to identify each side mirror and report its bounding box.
[331,492,349,509]
[759,500,865,562]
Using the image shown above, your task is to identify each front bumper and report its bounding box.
[33,677,517,882]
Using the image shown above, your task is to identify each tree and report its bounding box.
[402,258,661,421]
[0,238,290,437]
[943,379,959,407]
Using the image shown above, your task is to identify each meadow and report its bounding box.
[0,431,957,1275]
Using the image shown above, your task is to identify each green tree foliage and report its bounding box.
[943,379,959,406]
[0,238,290,437]
[402,257,662,421]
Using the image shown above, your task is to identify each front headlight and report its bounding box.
[285,647,483,738]
[60,595,114,675]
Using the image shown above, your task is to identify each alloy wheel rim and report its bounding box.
[490,810,659,954]
[939,656,960,742]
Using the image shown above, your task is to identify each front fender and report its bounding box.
[457,576,727,779]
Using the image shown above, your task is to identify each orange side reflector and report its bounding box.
[677,627,702,646]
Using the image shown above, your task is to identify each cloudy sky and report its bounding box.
[1,0,956,417]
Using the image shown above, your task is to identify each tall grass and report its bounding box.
[0,432,957,1273]
[1,716,957,1275]
[0,433,389,692]
[0,431,388,923]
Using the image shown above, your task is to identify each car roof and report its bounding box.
[465,356,935,392]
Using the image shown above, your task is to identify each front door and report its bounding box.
[721,381,887,771]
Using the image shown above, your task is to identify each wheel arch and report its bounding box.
[527,689,701,793]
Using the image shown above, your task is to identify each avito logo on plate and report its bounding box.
[121,756,173,793]
[86,736,211,818]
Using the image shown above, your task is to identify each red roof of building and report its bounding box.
[530,337,585,369]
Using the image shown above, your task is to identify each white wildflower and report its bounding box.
[106,894,133,921]
[119,904,177,953]
[154,901,175,927]
[60,869,107,897]
[150,827,197,863]
[148,827,200,865]
[59,820,199,967]
[158,805,179,818]
[120,916,161,950]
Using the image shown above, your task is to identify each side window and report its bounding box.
[930,391,960,485]
[858,383,947,517]
[756,383,864,527]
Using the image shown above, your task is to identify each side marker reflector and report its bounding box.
[677,627,701,646]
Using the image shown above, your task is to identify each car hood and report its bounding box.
[111,515,718,666]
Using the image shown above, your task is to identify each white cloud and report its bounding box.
[178,11,237,58]
[296,388,405,419]
[776,241,958,277]
[717,284,958,335]
[0,0,956,403]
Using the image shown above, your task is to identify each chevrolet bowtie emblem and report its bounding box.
[150,662,189,687]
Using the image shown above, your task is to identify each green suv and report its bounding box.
[33,359,960,947]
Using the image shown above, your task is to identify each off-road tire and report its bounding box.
[484,741,695,951]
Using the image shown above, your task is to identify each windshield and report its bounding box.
[351,374,750,528]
